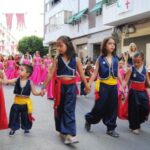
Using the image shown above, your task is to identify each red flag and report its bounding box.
[5,13,13,30]
[16,13,26,30]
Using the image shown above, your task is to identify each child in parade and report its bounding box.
[5,55,16,79]
[43,36,90,145]
[21,53,31,65]
[0,70,8,130]
[85,37,123,138]
[0,64,44,136]
[123,51,150,135]
[30,51,42,85]
[46,56,55,100]
[117,60,128,119]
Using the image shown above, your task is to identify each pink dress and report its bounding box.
[5,60,16,79]
[31,56,42,85]
[22,58,31,65]
[118,68,128,96]
[41,58,51,82]
[47,62,54,100]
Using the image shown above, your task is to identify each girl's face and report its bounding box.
[56,40,67,55]
[9,56,13,60]
[119,62,124,68]
[24,55,27,59]
[131,46,137,52]
[36,52,40,57]
[133,56,143,69]
[105,39,116,54]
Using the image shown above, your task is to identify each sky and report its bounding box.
[0,0,44,41]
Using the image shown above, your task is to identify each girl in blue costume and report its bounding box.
[85,37,123,138]
[124,51,150,135]
[43,36,90,145]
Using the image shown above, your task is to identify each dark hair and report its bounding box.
[57,36,76,59]
[101,37,117,57]
[21,64,33,77]
[133,51,144,60]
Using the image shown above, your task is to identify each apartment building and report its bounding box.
[43,0,114,62]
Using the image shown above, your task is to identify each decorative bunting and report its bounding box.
[16,13,26,30]
[5,13,13,30]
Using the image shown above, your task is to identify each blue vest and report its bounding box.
[57,56,76,77]
[14,78,31,96]
[98,56,118,79]
[130,66,146,82]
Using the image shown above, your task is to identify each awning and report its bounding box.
[65,15,76,24]
[74,8,88,20]
[90,1,102,13]
[102,0,109,4]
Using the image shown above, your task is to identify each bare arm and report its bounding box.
[123,67,132,88]
[146,72,150,88]
[0,72,17,84]
[88,60,99,86]
[76,58,89,88]
[42,59,57,89]
[31,81,42,96]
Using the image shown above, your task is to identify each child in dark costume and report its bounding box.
[0,64,44,136]
[124,51,150,135]
[85,37,123,138]
[43,36,90,145]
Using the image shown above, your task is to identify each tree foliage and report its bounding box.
[17,36,48,57]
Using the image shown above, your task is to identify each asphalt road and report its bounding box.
[0,85,150,150]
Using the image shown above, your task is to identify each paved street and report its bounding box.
[0,85,150,150]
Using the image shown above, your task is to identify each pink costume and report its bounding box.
[47,61,54,100]
[118,68,128,97]
[5,60,16,79]
[22,58,31,65]
[41,58,51,82]
[31,56,42,85]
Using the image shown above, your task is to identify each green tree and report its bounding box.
[17,36,48,57]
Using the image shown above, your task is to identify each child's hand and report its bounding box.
[40,90,45,97]
[84,84,91,93]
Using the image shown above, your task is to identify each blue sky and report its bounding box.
[0,0,44,40]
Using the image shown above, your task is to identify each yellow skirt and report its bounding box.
[14,96,33,114]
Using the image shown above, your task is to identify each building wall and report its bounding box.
[0,23,17,55]
[43,0,113,61]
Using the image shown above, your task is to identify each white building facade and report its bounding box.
[0,23,17,56]
[43,0,114,62]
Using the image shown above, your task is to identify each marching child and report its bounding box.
[0,64,44,136]
[85,37,122,138]
[43,36,90,144]
[124,51,150,134]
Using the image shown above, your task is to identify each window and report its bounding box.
[45,24,49,33]
[45,2,50,12]
[49,11,72,32]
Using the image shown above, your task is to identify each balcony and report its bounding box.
[103,0,150,26]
